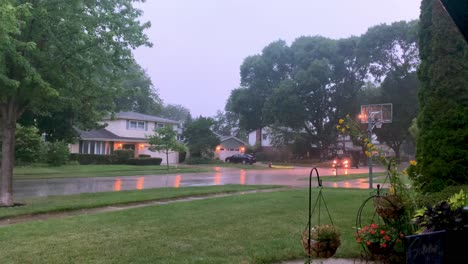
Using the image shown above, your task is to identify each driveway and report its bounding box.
[13,166,385,198]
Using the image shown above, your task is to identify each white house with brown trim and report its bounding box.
[69,112,182,164]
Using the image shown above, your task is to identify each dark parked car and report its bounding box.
[225,154,256,164]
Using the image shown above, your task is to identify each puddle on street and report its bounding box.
[12,167,385,198]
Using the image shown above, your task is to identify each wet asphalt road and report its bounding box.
[12,166,386,198]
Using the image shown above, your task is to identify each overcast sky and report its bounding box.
[132,0,421,117]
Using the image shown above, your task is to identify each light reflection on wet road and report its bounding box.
[13,167,386,198]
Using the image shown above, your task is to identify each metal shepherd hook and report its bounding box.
[307,167,322,262]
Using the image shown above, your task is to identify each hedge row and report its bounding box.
[127,158,162,165]
[70,152,162,166]
[70,154,115,165]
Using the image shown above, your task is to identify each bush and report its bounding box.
[14,124,44,165]
[70,154,115,165]
[113,149,134,164]
[127,158,162,166]
[184,157,211,164]
[138,154,151,158]
[179,152,187,163]
[44,141,70,166]
[416,185,468,207]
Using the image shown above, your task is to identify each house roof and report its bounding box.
[212,131,248,145]
[219,135,248,146]
[77,128,147,142]
[104,112,179,124]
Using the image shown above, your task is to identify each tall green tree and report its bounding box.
[374,71,420,160]
[160,104,191,122]
[415,0,468,192]
[183,117,219,158]
[114,62,162,116]
[148,126,186,169]
[0,0,151,206]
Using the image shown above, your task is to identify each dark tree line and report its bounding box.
[226,21,420,159]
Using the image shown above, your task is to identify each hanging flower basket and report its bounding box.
[372,195,404,220]
[301,225,341,258]
[366,242,393,257]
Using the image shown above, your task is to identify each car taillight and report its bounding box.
[343,160,348,164]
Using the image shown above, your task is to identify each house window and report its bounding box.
[80,141,109,155]
[128,120,146,130]
[262,133,268,140]
[156,123,165,129]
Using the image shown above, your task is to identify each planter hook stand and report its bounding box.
[305,167,335,263]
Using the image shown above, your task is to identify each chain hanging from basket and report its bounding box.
[302,168,341,263]
[371,159,405,221]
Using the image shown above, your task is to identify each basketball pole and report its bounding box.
[367,115,373,189]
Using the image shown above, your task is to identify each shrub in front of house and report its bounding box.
[184,157,212,164]
[44,141,70,166]
[70,154,115,165]
[113,149,134,164]
[127,158,162,165]
[14,124,44,165]
[138,154,151,158]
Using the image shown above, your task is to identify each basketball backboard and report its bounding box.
[360,103,393,124]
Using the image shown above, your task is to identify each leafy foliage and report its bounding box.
[113,149,135,164]
[14,124,43,164]
[0,0,151,205]
[159,104,191,122]
[355,223,405,253]
[415,0,468,192]
[127,158,162,166]
[227,22,419,158]
[183,117,219,158]
[306,224,341,241]
[44,141,70,166]
[70,153,115,165]
[148,126,186,168]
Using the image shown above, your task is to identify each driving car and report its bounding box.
[332,156,350,168]
[225,154,256,164]
[332,154,359,168]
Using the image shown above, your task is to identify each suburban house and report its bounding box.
[213,133,248,161]
[248,127,273,147]
[69,112,182,164]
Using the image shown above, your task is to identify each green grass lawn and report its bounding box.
[0,187,375,263]
[0,185,279,220]
[13,164,212,179]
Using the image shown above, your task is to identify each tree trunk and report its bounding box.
[0,107,17,206]
[166,150,169,170]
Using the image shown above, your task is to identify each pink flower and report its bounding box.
[371,223,378,229]
[380,230,385,235]
[384,235,390,241]
[381,243,387,248]
[366,241,371,246]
